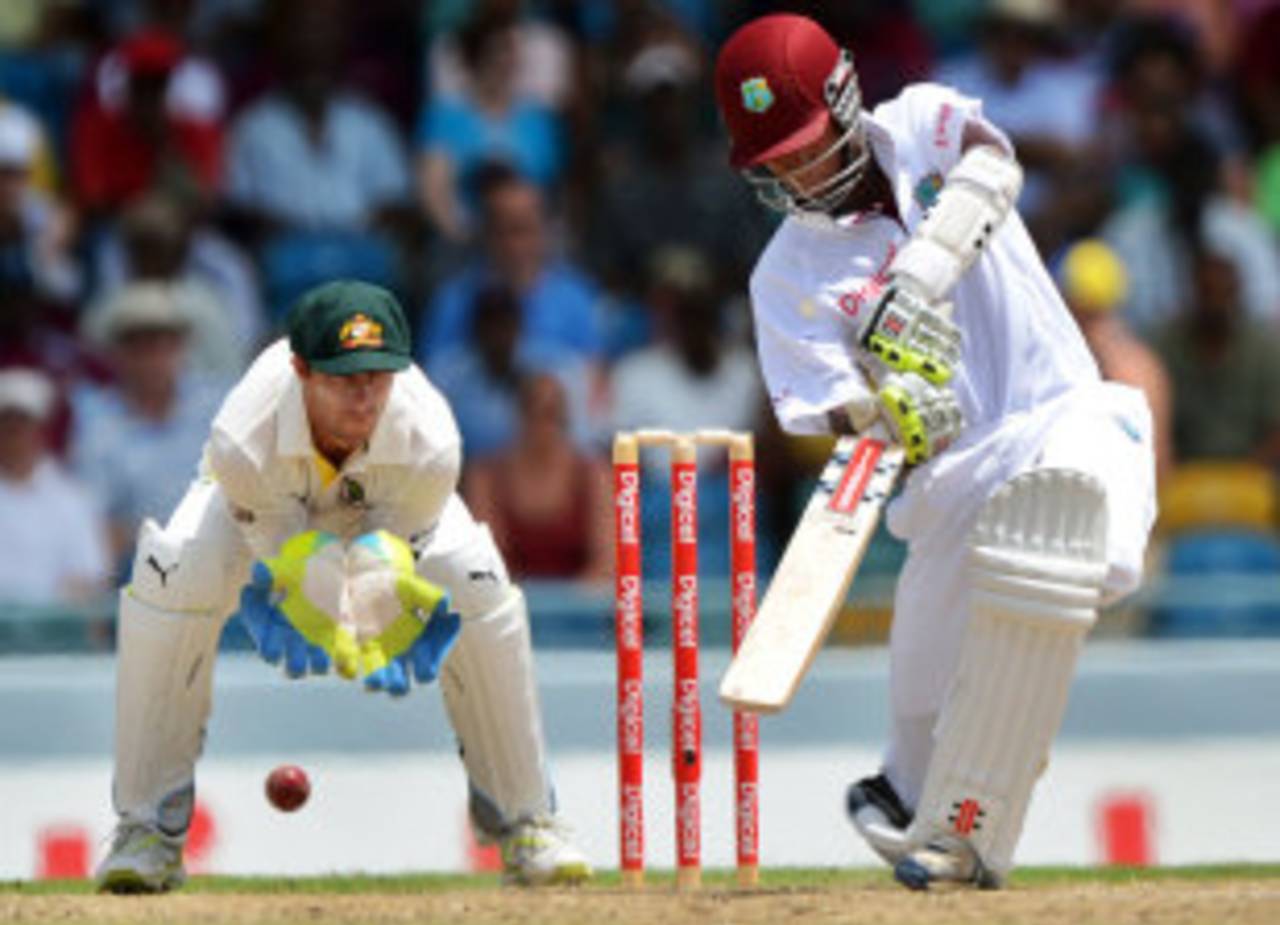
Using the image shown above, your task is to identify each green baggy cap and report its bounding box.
[288,280,413,374]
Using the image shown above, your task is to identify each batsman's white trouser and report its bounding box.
[880,384,1154,876]
[111,482,553,838]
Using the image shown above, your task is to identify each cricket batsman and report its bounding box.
[96,280,590,891]
[714,14,1156,888]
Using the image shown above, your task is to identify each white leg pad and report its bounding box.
[439,588,553,837]
[112,592,224,836]
[907,468,1108,877]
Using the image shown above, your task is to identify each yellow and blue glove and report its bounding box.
[235,530,460,695]
[343,531,461,696]
[236,531,344,679]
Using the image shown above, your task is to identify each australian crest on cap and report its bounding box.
[740,76,774,114]
[339,313,384,350]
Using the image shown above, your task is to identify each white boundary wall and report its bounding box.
[2,641,1278,877]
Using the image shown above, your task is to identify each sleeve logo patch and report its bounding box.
[339,313,384,350]
[914,171,943,210]
[740,77,775,114]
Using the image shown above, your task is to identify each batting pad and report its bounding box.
[439,588,553,838]
[909,468,1108,877]
[112,592,224,836]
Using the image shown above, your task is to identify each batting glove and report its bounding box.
[858,280,962,386]
[877,371,965,465]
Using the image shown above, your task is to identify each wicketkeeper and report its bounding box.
[714,15,1157,888]
[97,280,590,891]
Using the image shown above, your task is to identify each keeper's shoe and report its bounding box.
[846,773,913,865]
[500,816,592,886]
[893,837,1001,892]
[96,822,186,894]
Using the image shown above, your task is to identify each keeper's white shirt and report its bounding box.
[749,83,1155,597]
[203,339,462,558]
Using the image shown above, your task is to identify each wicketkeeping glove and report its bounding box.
[341,530,460,697]
[235,531,345,680]
[858,280,962,386]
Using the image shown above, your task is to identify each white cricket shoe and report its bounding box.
[500,816,592,886]
[893,837,1001,891]
[96,822,186,893]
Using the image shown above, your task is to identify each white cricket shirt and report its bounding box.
[204,339,462,557]
[749,83,1117,544]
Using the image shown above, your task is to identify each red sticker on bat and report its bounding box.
[828,438,885,514]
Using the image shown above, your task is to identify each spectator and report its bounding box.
[0,97,62,198]
[610,247,765,576]
[464,372,612,583]
[70,29,222,219]
[814,1,935,107]
[931,0,1100,249]
[0,245,109,454]
[0,368,110,606]
[586,40,770,310]
[611,246,762,440]
[1236,6,1280,234]
[1104,15,1250,205]
[430,283,595,458]
[416,9,565,241]
[427,0,578,114]
[94,192,263,364]
[70,283,225,567]
[420,166,604,368]
[935,0,1102,238]
[1101,116,1280,330]
[0,102,81,303]
[225,0,411,232]
[1058,239,1173,484]
[1150,238,1280,467]
[92,0,228,132]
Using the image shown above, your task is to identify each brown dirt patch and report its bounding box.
[3,880,1279,925]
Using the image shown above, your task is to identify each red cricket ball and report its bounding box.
[265,764,310,812]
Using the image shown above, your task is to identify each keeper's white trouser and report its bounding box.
[111,480,553,839]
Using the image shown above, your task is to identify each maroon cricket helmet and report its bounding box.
[714,14,843,170]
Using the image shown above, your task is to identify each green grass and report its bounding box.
[4,864,1280,896]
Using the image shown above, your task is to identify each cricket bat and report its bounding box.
[719,425,904,714]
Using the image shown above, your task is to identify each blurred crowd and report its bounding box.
[1,0,1279,636]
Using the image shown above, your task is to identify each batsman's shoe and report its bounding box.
[847,774,913,865]
[96,822,186,893]
[500,817,592,886]
[893,837,1001,892]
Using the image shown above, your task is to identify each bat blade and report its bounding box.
[719,432,904,714]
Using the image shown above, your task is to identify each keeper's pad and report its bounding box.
[112,479,246,834]
[890,145,1023,302]
[112,592,224,836]
[439,587,554,838]
[906,468,1108,878]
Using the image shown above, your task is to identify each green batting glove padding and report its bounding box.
[879,383,929,466]
[866,333,953,386]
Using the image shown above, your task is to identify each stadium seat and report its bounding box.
[1147,529,1280,637]
[1158,462,1277,534]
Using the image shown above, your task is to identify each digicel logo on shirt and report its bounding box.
[339,313,384,350]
